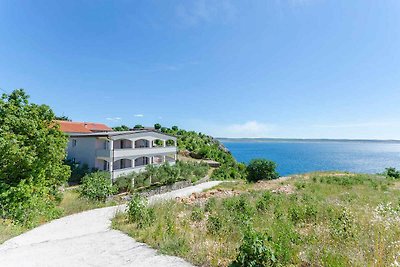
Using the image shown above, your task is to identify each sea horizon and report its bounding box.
[217,137,400,143]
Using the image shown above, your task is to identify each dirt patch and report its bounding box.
[271,184,295,195]
[176,188,242,205]
[176,176,298,204]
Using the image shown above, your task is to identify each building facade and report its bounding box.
[66,130,177,180]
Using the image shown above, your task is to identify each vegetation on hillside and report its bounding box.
[113,172,400,267]
[114,161,209,193]
[158,124,246,180]
[112,123,246,180]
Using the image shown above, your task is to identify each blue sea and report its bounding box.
[220,140,400,176]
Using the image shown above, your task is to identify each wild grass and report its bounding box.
[59,189,117,216]
[0,220,26,244]
[112,172,400,267]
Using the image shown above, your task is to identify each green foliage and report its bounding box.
[64,159,94,184]
[330,207,356,240]
[212,163,246,180]
[0,89,70,226]
[80,172,116,202]
[127,194,155,228]
[205,197,217,212]
[246,159,279,182]
[230,227,276,267]
[114,175,133,193]
[133,124,144,129]
[223,195,255,222]
[54,115,71,121]
[207,213,224,235]
[384,167,400,179]
[112,125,129,131]
[159,125,244,180]
[191,206,205,222]
[256,191,272,212]
[132,161,209,189]
[154,123,161,130]
[114,173,400,267]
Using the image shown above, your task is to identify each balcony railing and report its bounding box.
[96,146,177,159]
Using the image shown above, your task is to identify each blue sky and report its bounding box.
[1,0,400,139]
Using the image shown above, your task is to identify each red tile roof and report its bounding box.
[55,120,112,133]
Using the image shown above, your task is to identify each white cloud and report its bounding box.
[312,121,395,129]
[176,0,236,26]
[134,114,144,118]
[213,121,274,138]
[106,117,122,122]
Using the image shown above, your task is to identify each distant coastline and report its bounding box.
[217,137,400,143]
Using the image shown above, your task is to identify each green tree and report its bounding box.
[133,124,144,129]
[154,123,161,130]
[113,125,129,131]
[384,167,400,179]
[171,125,178,131]
[246,159,279,182]
[0,89,70,225]
[80,172,116,202]
[55,115,71,121]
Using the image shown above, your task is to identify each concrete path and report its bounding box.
[0,181,222,267]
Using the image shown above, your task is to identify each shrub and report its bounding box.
[154,123,161,130]
[65,160,94,184]
[246,159,279,182]
[114,175,134,193]
[80,172,116,202]
[207,214,224,235]
[0,89,70,226]
[384,167,400,179]
[230,227,276,267]
[223,195,255,223]
[191,206,205,222]
[127,194,155,228]
[256,191,272,212]
[330,207,356,240]
[205,197,217,212]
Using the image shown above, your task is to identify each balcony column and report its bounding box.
[163,155,166,163]
[163,140,166,147]
[148,139,152,148]
[109,139,114,180]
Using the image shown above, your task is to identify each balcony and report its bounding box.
[96,146,177,160]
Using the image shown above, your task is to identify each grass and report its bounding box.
[112,172,400,267]
[58,189,117,216]
[0,188,118,244]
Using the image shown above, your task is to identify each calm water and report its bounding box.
[221,140,400,176]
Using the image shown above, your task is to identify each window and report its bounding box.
[103,161,109,171]
[72,139,77,147]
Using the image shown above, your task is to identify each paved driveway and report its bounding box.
[0,181,221,267]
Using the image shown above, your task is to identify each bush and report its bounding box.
[127,194,155,228]
[0,89,70,226]
[80,172,116,202]
[207,214,224,235]
[256,191,272,212]
[205,197,217,212]
[191,206,205,222]
[65,160,94,184]
[114,175,134,193]
[230,227,276,267]
[246,159,279,182]
[384,167,400,179]
[133,161,209,189]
